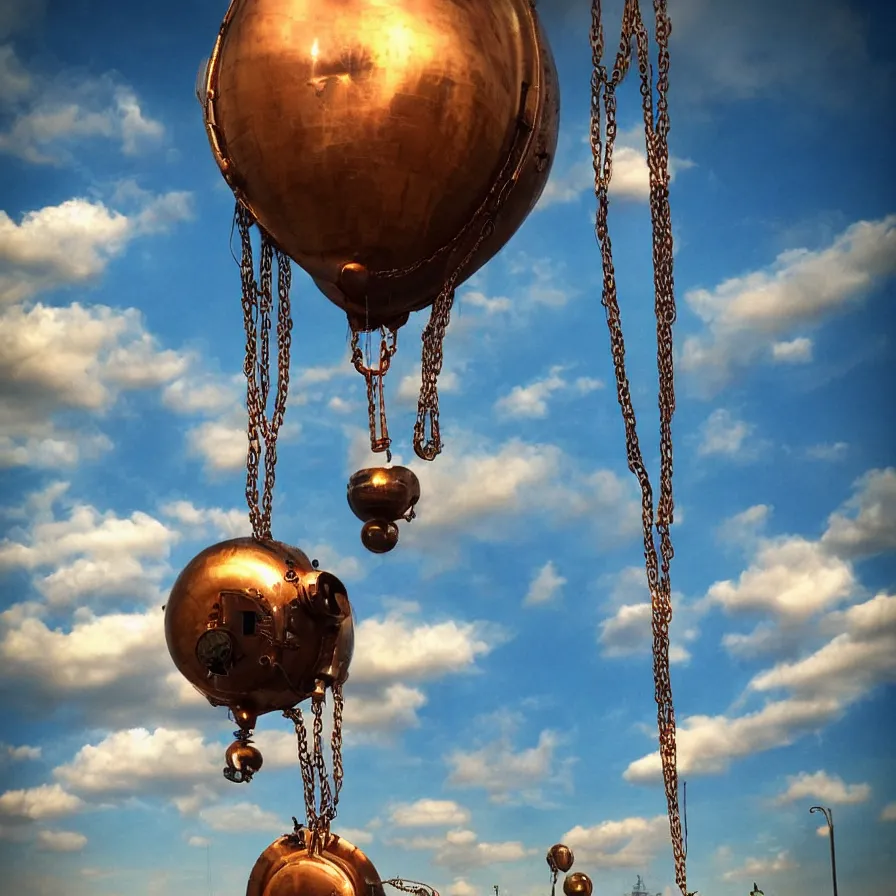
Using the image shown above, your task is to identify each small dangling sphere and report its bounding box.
[360,519,400,554]
[563,873,593,896]
[547,843,575,874]
[224,739,264,784]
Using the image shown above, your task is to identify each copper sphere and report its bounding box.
[360,519,400,554]
[164,538,354,727]
[201,0,560,331]
[563,873,593,896]
[547,843,575,874]
[347,466,420,523]
[224,740,264,783]
[247,831,386,896]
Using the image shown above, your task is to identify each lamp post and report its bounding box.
[809,806,839,896]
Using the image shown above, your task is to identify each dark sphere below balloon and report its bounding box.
[361,519,400,553]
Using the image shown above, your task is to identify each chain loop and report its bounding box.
[236,203,293,540]
[282,683,344,837]
[351,327,398,455]
[590,1,685,893]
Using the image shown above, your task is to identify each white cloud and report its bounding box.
[351,607,497,685]
[390,799,471,828]
[0,489,178,606]
[537,128,694,210]
[598,601,694,665]
[771,336,813,363]
[774,770,870,805]
[722,850,797,880]
[697,409,762,459]
[626,592,896,783]
[495,368,567,419]
[821,467,896,558]
[0,784,84,821]
[805,442,849,462]
[397,369,460,405]
[681,215,896,390]
[447,879,478,896]
[462,290,512,315]
[159,500,247,540]
[54,728,220,795]
[185,414,249,473]
[562,815,670,868]
[187,835,210,848]
[4,743,40,760]
[198,802,285,833]
[717,504,773,546]
[162,373,240,416]
[0,45,164,164]
[524,561,566,606]
[391,828,531,870]
[880,802,896,821]
[446,719,571,805]
[37,829,87,852]
[0,193,192,305]
[707,536,854,620]
[343,683,428,735]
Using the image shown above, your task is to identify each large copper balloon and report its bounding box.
[247,831,386,896]
[201,0,560,330]
[164,538,354,729]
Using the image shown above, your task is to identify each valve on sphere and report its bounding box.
[164,538,354,782]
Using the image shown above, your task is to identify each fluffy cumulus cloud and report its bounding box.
[0,44,164,164]
[494,366,602,419]
[774,770,870,805]
[0,783,84,821]
[625,591,896,782]
[681,215,896,391]
[389,827,531,870]
[562,815,671,868]
[821,467,896,559]
[445,713,573,806]
[36,829,88,852]
[390,799,471,828]
[523,560,566,606]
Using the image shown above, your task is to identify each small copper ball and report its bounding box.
[547,843,575,873]
[226,741,264,775]
[360,519,400,554]
[563,873,593,896]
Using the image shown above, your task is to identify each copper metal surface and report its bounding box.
[202,0,560,330]
[547,843,575,874]
[360,519,400,554]
[563,873,593,896]
[246,832,386,896]
[347,466,420,523]
[164,538,354,725]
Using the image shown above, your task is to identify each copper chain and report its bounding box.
[236,203,293,541]
[413,92,535,461]
[283,683,344,837]
[589,1,686,894]
[352,327,399,457]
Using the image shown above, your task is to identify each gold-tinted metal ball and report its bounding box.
[360,519,400,554]
[164,538,354,726]
[347,466,420,523]
[201,0,560,331]
[247,832,386,896]
[547,843,575,874]
[563,872,593,896]
[225,740,264,782]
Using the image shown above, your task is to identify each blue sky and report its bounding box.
[0,0,894,894]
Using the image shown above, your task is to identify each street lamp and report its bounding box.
[809,806,839,896]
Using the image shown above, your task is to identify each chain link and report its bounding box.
[351,327,399,457]
[236,203,293,541]
[282,684,344,838]
[589,1,686,894]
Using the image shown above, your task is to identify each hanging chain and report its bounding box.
[351,327,399,457]
[413,82,538,461]
[282,682,344,838]
[236,202,293,540]
[381,880,440,896]
[589,1,686,894]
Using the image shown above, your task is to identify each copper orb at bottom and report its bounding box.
[347,466,420,554]
[547,843,575,874]
[563,872,593,896]
[246,831,386,896]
